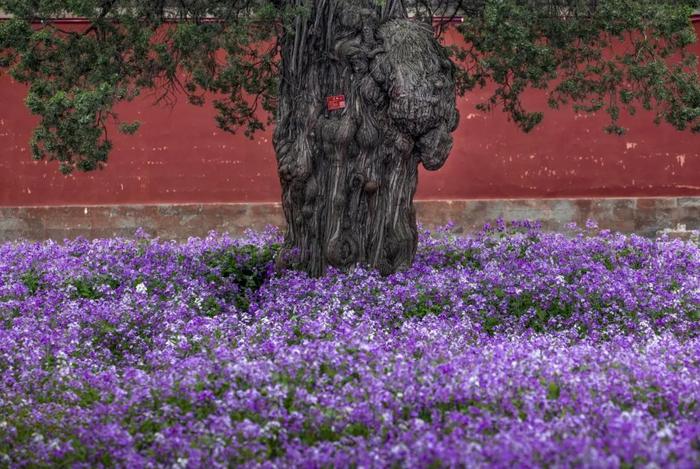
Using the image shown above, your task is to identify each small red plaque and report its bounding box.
[326,95,346,111]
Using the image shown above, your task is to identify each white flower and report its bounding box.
[656,426,674,440]
[391,443,408,456]
[58,364,72,378]
[264,421,282,435]
[135,282,148,294]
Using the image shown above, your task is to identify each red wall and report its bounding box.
[1,21,699,207]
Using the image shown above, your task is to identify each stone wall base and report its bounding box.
[1,198,698,243]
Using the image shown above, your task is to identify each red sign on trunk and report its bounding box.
[326,95,346,111]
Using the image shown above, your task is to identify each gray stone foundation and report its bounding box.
[1,197,698,242]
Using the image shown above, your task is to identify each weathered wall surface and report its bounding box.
[1,20,699,207]
[1,19,699,241]
[1,198,697,243]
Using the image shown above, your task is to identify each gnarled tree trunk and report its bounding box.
[274,0,459,276]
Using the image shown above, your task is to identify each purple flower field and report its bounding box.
[0,222,698,468]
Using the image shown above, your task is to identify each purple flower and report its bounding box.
[0,223,698,467]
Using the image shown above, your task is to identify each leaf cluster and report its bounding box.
[448,0,700,133]
[1,0,699,171]
[0,0,282,172]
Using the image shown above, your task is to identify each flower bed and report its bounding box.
[0,223,698,467]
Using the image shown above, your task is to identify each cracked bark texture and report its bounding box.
[274,0,459,276]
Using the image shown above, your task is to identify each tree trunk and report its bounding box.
[274,0,459,276]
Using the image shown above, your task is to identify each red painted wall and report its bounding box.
[1,21,699,207]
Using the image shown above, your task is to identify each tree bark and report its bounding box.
[274,0,459,276]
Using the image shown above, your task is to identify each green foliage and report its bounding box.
[403,290,450,319]
[200,296,223,317]
[1,0,699,171]
[545,380,561,400]
[455,0,700,134]
[20,268,42,295]
[118,120,141,135]
[442,246,483,269]
[204,243,280,311]
[68,275,120,299]
[0,0,281,172]
[70,278,103,300]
